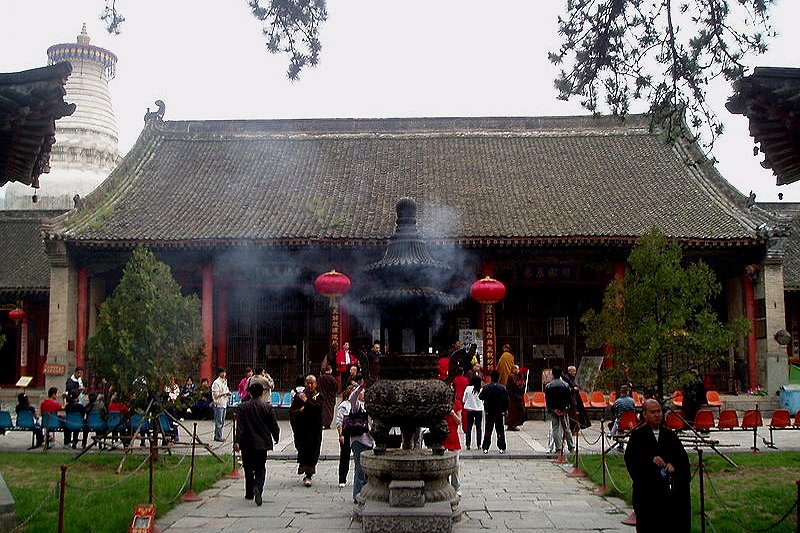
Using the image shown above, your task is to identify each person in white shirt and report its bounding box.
[211,367,232,442]
[461,375,484,450]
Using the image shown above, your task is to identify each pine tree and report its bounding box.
[581,228,750,400]
[86,247,204,406]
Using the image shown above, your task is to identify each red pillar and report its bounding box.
[76,268,89,369]
[215,285,227,370]
[743,273,758,389]
[201,264,214,380]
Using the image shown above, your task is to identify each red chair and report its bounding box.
[632,391,643,407]
[705,390,723,413]
[531,391,547,420]
[766,409,791,447]
[616,410,639,432]
[741,409,763,429]
[717,409,739,430]
[608,391,618,405]
[523,393,533,408]
[580,391,590,409]
[531,391,547,408]
[671,390,683,408]
[589,391,608,409]
[693,409,715,432]
[665,410,686,431]
[794,411,800,428]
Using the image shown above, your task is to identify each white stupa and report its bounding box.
[4,24,120,210]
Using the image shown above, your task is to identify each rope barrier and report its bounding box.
[579,427,603,446]
[702,467,797,532]
[65,454,150,491]
[576,452,603,478]
[154,463,193,505]
[9,483,59,533]
[602,459,632,496]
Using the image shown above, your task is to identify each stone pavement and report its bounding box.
[148,415,800,533]
[2,414,799,532]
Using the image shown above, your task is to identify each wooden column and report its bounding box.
[201,263,214,380]
[75,268,89,369]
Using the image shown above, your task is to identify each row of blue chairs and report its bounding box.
[228,391,292,408]
[0,410,178,442]
[269,391,293,408]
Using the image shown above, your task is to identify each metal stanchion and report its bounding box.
[57,465,67,533]
[751,404,760,453]
[181,423,202,502]
[593,416,610,496]
[149,436,156,504]
[567,424,586,477]
[795,479,798,533]
[698,449,706,533]
[224,412,241,479]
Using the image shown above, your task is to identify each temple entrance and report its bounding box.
[225,287,325,390]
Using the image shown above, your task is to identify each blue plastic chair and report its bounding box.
[228,391,241,407]
[63,412,84,432]
[42,412,62,432]
[281,392,292,406]
[15,410,36,430]
[157,413,179,444]
[270,391,281,406]
[106,411,124,432]
[14,410,41,447]
[130,413,150,434]
[0,411,13,432]
[85,411,106,432]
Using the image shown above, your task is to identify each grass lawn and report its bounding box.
[578,451,800,533]
[0,451,230,533]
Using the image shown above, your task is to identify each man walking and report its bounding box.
[234,383,280,506]
[211,367,231,442]
[625,399,690,532]
[544,366,573,455]
[479,370,509,453]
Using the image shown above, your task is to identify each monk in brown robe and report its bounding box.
[505,365,527,431]
[318,365,339,429]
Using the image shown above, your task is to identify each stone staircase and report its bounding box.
[719,394,780,417]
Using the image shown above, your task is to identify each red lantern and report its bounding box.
[8,307,26,323]
[314,270,351,297]
[470,276,506,304]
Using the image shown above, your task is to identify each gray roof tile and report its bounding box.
[46,115,771,247]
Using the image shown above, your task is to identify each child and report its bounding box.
[442,391,463,496]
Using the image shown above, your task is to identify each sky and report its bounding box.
[2,0,800,202]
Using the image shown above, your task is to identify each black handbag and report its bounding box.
[342,410,369,437]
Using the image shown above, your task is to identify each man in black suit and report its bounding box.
[479,370,509,453]
[234,383,280,506]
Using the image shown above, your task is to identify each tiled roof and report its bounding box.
[759,202,800,290]
[727,67,800,186]
[0,210,65,294]
[0,63,76,187]
[45,115,776,248]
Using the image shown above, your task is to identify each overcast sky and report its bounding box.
[2,1,800,201]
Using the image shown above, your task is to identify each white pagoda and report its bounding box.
[4,25,120,209]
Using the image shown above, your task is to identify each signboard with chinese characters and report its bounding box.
[43,363,66,376]
[517,263,579,282]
